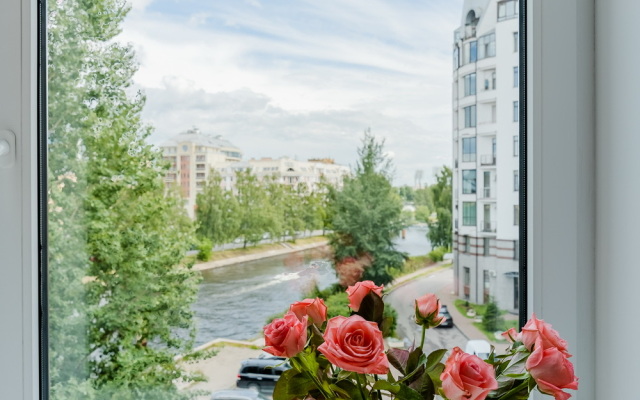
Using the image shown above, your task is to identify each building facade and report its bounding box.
[160,127,243,217]
[160,128,349,218]
[452,0,519,313]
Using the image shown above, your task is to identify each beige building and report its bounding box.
[160,127,243,217]
[214,157,349,193]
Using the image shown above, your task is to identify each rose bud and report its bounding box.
[346,280,384,311]
[521,313,571,357]
[441,347,498,400]
[501,327,521,343]
[290,298,328,326]
[526,339,579,400]
[263,312,307,358]
[318,315,389,375]
[414,293,445,329]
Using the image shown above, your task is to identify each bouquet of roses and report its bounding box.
[262,281,578,400]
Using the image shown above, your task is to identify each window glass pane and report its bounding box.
[462,170,477,194]
[453,0,522,321]
[45,0,524,396]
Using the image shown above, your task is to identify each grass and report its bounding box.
[455,299,518,342]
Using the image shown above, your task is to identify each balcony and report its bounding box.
[480,220,497,233]
[481,187,493,199]
[480,154,496,166]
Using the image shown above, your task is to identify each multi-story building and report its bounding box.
[160,127,243,217]
[452,0,520,313]
[214,157,349,193]
[160,128,349,218]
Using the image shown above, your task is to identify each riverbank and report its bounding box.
[193,237,331,272]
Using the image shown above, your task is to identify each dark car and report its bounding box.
[236,357,290,393]
[436,304,454,328]
[211,389,270,400]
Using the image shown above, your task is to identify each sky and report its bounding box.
[120,0,463,186]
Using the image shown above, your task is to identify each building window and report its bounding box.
[462,170,477,194]
[514,240,520,261]
[463,267,470,300]
[483,237,490,256]
[462,137,477,162]
[483,270,491,303]
[453,46,460,70]
[464,236,470,252]
[469,41,477,63]
[464,73,476,96]
[513,135,519,156]
[513,101,519,122]
[498,0,518,21]
[514,205,520,225]
[513,31,519,52]
[514,66,519,87]
[463,202,477,226]
[514,170,519,191]
[478,33,496,59]
[464,105,477,128]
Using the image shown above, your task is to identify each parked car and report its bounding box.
[211,389,270,400]
[436,304,454,328]
[464,339,491,360]
[236,357,290,393]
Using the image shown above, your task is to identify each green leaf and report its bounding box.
[335,379,365,400]
[425,349,447,371]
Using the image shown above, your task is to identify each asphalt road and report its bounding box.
[385,268,468,355]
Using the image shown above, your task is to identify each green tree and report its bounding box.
[196,171,240,246]
[426,166,453,248]
[396,185,415,202]
[235,170,273,247]
[329,131,407,286]
[47,0,201,398]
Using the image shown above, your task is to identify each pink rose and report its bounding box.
[263,312,307,358]
[318,315,389,374]
[521,313,571,356]
[526,339,579,400]
[414,293,444,328]
[290,298,328,326]
[501,327,520,343]
[441,347,498,400]
[346,280,384,311]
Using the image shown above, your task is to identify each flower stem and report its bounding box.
[419,325,426,349]
[357,373,368,400]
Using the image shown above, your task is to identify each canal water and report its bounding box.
[192,225,431,345]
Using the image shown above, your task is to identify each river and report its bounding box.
[192,225,431,345]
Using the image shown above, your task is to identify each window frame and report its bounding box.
[1,0,612,399]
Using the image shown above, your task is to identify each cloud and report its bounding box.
[119,0,461,185]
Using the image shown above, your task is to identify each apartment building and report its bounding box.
[160,127,243,217]
[452,0,520,313]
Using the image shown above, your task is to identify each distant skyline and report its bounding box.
[122,0,463,186]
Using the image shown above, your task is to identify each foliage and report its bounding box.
[47,0,202,397]
[427,246,448,262]
[196,172,240,246]
[414,205,432,224]
[329,131,407,286]
[426,166,452,248]
[396,185,415,202]
[482,300,504,333]
[196,238,213,261]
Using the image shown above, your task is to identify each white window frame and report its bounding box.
[4,0,639,399]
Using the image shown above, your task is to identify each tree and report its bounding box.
[426,166,453,249]
[235,170,273,247]
[47,0,201,398]
[329,131,407,286]
[196,172,240,246]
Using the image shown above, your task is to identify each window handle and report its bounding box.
[0,130,15,168]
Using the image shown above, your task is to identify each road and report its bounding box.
[386,268,468,355]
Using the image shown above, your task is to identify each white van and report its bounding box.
[464,339,491,360]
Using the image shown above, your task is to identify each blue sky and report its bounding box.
[122,0,463,186]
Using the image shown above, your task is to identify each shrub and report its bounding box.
[482,300,503,332]
[196,238,213,261]
[428,246,446,262]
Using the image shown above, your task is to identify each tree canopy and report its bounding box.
[329,131,407,286]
